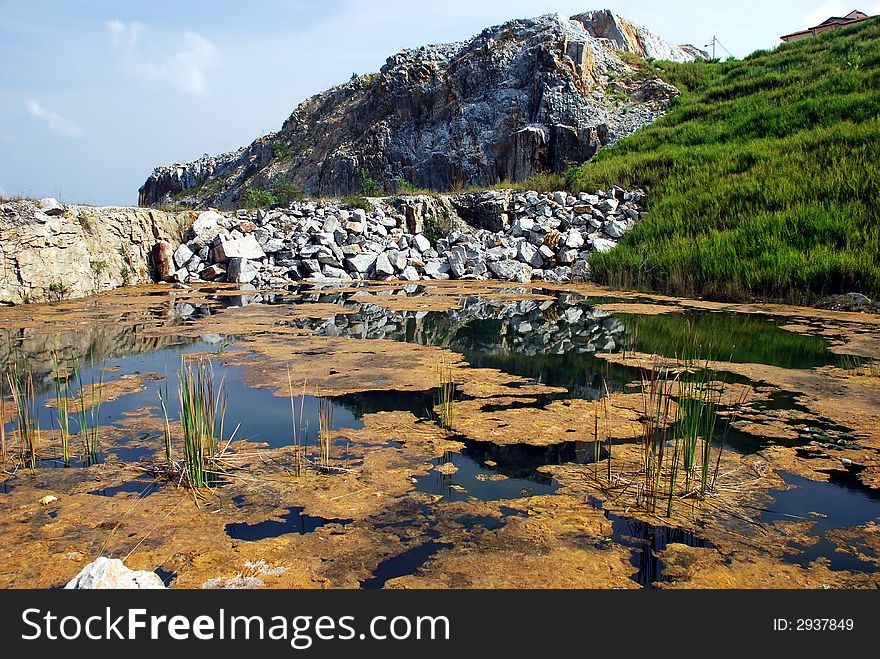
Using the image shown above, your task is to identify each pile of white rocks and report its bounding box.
[155,188,645,287]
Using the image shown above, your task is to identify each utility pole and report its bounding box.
[704,35,732,60]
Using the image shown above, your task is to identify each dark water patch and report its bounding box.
[416,444,560,503]
[47,509,58,518]
[781,416,859,445]
[618,310,856,370]
[784,538,877,572]
[89,478,161,498]
[752,389,812,414]
[35,454,106,469]
[605,512,713,588]
[456,514,505,531]
[713,416,813,455]
[462,439,607,480]
[498,505,528,518]
[331,389,437,420]
[762,471,880,572]
[107,443,155,463]
[1,480,16,494]
[225,507,352,541]
[154,566,176,587]
[360,542,453,589]
[589,497,712,588]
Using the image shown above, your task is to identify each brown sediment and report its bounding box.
[593,303,680,315]
[0,406,465,589]
[385,495,640,589]
[657,544,878,589]
[826,524,880,570]
[447,394,648,446]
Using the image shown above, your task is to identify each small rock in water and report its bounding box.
[65,557,165,589]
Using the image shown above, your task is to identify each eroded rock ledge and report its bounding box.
[0,198,189,305]
[0,188,643,304]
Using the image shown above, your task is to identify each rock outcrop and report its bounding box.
[65,557,166,589]
[0,199,190,304]
[0,187,642,304]
[163,187,645,287]
[139,10,700,206]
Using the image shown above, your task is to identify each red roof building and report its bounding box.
[781,10,870,42]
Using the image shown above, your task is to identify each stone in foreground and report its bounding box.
[65,557,166,589]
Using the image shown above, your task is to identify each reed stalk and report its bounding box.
[602,379,612,481]
[1,391,7,464]
[318,395,332,472]
[7,366,38,469]
[177,358,226,489]
[157,384,173,471]
[52,357,71,465]
[435,359,455,430]
[75,365,104,460]
[287,366,304,476]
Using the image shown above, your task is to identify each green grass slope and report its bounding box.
[567,18,880,303]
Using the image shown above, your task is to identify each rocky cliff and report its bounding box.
[0,198,190,304]
[139,9,702,207]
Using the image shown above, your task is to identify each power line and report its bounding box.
[705,35,734,60]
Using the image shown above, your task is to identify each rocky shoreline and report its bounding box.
[153,188,646,288]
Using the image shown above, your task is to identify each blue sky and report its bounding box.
[1,0,876,205]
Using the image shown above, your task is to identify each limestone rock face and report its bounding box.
[139,11,699,206]
[65,557,166,589]
[570,10,707,62]
[0,200,188,304]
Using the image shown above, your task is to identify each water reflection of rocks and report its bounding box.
[273,287,629,357]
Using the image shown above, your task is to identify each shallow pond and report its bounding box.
[1,282,878,589]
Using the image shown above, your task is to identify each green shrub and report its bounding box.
[272,140,293,161]
[243,187,276,208]
[271,180,304,205]
[360,168,381,196]
[394,177,417,194]
[341,195,371,211]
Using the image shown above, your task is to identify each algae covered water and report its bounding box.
[0,282,878,589]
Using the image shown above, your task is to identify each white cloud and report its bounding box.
[803,2,880,27]
[26,100,84,138]
[106,20,219,95]
[0,186,6,198]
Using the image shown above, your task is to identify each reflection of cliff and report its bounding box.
[0,321,194,391]
[290,292,628,357]
[276,290,633,395]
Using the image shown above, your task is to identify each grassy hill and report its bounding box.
[565,18,880,303]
